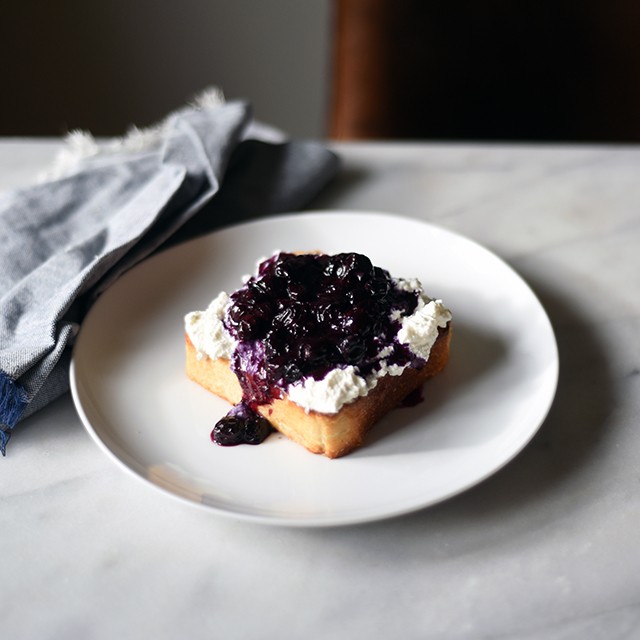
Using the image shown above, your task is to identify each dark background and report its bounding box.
[4,1,640,142]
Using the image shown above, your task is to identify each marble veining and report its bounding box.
[2,140,640,640]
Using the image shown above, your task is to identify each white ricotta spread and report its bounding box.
[397,298,451,361]
[184,279,451,414]
[184,292,236,360]
[287,366,374,414]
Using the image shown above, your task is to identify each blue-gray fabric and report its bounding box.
[0,100,339,453]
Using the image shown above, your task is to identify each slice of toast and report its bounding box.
[186,324,451,458]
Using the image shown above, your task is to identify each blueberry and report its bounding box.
[242,413,272,444]
[282,362,303,383]
[339,307,373,335]
[333,253,373,281]
[264,328,293,362]
[247,278,267,296]
[338,336,367,364]
[345,287,370,306]
[211,415,245,446]
[286,280,308,301]
[211,404,273,446]
[367,267,392,298]
[273,255,295,279]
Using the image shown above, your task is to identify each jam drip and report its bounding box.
[211,402,272,446]
[211,252,422,447]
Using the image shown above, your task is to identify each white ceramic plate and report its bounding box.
[70,211,558,527]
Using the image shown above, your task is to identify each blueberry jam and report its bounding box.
[212,402,272,446]
[211,252,425,447]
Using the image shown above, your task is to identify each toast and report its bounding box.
[186,325,451,458]
[185,251,452,458]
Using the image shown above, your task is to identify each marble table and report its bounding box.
[2,139,639,639]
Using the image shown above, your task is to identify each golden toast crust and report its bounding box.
[186,325,451,458]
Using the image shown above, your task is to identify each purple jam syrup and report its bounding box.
[211,252,424,446]
[211,401,272,446]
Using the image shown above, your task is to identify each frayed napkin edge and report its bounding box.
[38,87,227,182]
[37,87,287,184]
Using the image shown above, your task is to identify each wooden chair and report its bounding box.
[329,0,640,142]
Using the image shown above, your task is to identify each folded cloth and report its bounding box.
[0,91,339,453]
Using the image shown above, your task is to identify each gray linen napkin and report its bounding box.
[0,95,339,453]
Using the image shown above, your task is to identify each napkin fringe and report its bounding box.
[39,86,228,183]
[0,372,29,455]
